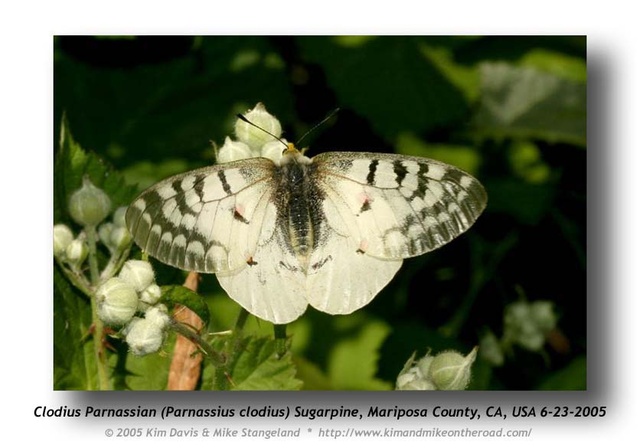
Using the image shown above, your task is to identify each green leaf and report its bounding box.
[396,132,482,175]
[298,36,468,139]
[121,158,190,192]
[54,37,295,171]
[419,42,480,103]
[114,335,174,390]
[471,62,586,146]
[485,178,556,225]
[519,49,587,83]
[292,356,333,390]
[160,285,210,327]
[204,336,302,390]
[53,266,100,390]
[507,140,551,184]
[54,117,137,225]
[538,356,586,390]
[327,317,393,390]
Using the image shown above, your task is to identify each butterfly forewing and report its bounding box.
[126,159,279,275]
[314,152,487,260]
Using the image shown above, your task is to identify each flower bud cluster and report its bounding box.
[216,103,288,164]
[503,300,557,352]
[396,347,477,391]
[53,224,89,268]
[56,159,171,359]
[98,206,132,253]
[122,305,171,356]
[95,259,171,356]
[479,299,558,367]
[55,179,132,272]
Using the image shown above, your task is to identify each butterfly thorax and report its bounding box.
[275,149,325,270]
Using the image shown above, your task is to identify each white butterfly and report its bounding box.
[126,108,487,324]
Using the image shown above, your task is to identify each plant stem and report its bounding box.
[440,233,517,338]
[85,226,101,286]
[55,259,93,297]
[85,225,111,390]
[170,320,231,390]
[234,308,249,332]
[170,320,226,366]
[100,243,132,282]
[274,325,288,358]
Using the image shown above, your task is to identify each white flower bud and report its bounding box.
[396,366,437,390]
[112,206,128,228]
[530,301,557,333]
[479,330,504,367]
[217,137,255,163]
[397,375,436,391]
[65,239,88,267]
[118,260,155,292]
[53,224,74,258]
[99,222,132,253]
[260,139,288,164]
[110,226,132,251]
[144,304,171,328]
[416,353,434,378]
[68,177,112,227]
[428,348,477,390]
[98,222,115,247]
[123,315,167,356]
[234,103,282,150]
[139,283,162,307]
[504,300,557,352]
[96,277,139,326]
[395,352,437,391]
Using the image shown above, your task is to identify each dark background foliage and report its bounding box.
[54,35,586,390]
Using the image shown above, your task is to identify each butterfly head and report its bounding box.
[277,142,311,166]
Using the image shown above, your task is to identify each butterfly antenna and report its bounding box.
[296,107,341,148]
[236,113,289,149]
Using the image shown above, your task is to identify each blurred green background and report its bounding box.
[54,36,586,390]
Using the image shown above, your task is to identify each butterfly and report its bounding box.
[125,107,487,324]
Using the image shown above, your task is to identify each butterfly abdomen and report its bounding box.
[275,157,327,268]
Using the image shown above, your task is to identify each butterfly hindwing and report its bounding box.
[305,226,403,315]
[216,185,405,322]
[216,225,309,324]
